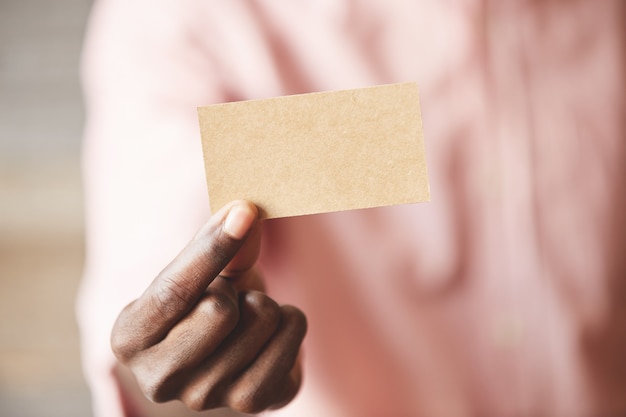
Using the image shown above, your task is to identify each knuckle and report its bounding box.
[282,305,308,338]
[110,307,141,361]
[184,391,217,412]
[228,387,268,415]
[180,378,224,411]
[245,291,281,325]
[141,381,166,403]
[136,361,179,403]
[152,275,196,317]
[110,329,133,361]
[197,292,239,329]
[182,390,207,412]
[227,364,299,413]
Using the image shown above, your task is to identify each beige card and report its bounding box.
[198,82,430,219]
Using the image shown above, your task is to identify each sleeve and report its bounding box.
[76,0,227,415]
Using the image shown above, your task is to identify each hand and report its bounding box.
[110,201,307,413]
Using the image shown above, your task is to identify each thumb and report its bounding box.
[220,208,262,278]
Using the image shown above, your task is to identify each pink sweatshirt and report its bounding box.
[78,1,626,416]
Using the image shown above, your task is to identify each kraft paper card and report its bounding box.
[198,82,430,219]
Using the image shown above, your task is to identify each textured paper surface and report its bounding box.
[198,82,430,219]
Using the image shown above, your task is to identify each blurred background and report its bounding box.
[0,0,93,416]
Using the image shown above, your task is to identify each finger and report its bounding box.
[220,218,262,278]
[128,278,240,403]
[226,305,307,414]
[112,201,258,355]
[177,291,282,411]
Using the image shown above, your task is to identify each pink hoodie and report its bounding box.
[78,1,626,415]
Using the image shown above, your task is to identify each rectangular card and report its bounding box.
[198,82,430,219]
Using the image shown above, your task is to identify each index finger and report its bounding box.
[115,200,259,348]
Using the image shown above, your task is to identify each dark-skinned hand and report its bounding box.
[111,201,307,414]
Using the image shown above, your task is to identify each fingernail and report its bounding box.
[223,203,256,240]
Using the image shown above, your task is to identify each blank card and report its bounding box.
[198,82,430,219]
